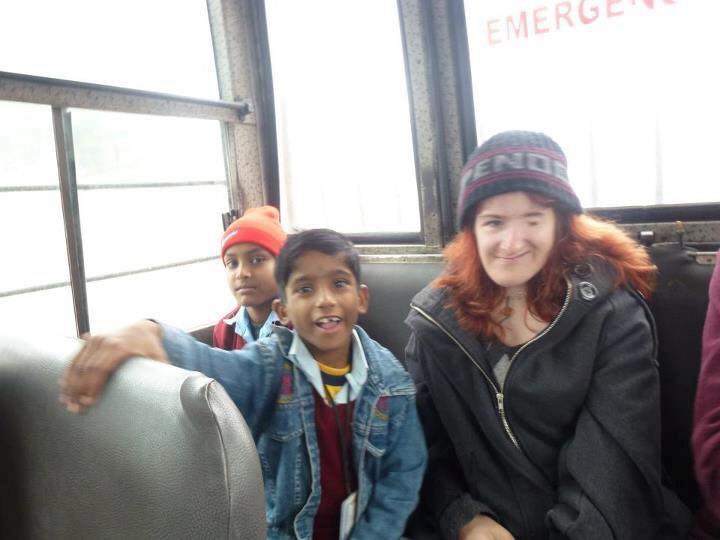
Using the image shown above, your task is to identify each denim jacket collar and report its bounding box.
[286,329,367,404]
[225,306,279,343]
[272,325,413,397]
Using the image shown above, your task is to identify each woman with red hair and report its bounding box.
[404,131,690,539]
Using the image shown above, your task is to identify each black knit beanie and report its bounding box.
[457,130,582,229]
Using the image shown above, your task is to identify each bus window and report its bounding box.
[265,0,420,234]
[69,110,230,333]
[0,0,218,99]
[0,1,245,336]
[463,0,720,208]
[0,101,76,337]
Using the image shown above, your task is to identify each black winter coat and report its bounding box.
[404,261,691,540]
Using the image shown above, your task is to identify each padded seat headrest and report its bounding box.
[0,336,265,539]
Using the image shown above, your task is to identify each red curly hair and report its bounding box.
[435,197,656,340]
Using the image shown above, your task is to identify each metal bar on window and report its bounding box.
[0,185,59,193]
[1,181,227,193]
[396,0,448,247]
[246,0,280,208]
[0,256,217,299]
[343,232,423,245]
[53,107,90,336]
[417,0,454,245]
[448,0,477,162]
[77,181,227,190]
[206,0,267,211]
[589,203,720,224]
[84,256,218,285]
[0,280,74,299]
[220,121,242,210]
[0,71,250,122]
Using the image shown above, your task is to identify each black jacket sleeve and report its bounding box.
[545,291,691,539]
[405,331,496,540]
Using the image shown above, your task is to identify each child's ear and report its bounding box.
[357,284,369,315]
[272,298,291,325]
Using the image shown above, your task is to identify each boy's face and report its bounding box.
[223,243,278,309]
[275,250,369,367]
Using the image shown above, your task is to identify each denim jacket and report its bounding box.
[161,323,427,540]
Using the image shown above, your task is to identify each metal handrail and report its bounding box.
[0,71,251,122]
[1,181,226,193]
[0,255,217,299]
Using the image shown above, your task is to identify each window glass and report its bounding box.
[72,110,227,186]
[0,101,74,337]
[0,287,76,339]
[87,260,231,334]
[464,0,720,207]
[0,101,58,187]
[69,109,230,331]
[70,109,228,277]
[265,0,420,233]
[0,191,70,292]
[0,0,218,99]
[78,186,228,277]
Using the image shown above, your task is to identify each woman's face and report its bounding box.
[473,191,557,289]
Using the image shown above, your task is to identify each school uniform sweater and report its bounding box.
[313,391,355,540]
[213,306,246,350]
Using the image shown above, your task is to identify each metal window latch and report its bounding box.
[222,209,241,231]
[638,230,655,246]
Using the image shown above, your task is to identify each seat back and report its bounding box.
[646,243,717,511]
[358,261,443,360]
[358,251,712,512]
[0,336,266,539]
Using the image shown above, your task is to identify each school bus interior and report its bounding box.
[1,0,719,536]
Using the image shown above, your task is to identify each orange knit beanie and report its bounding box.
[220,206,287,258]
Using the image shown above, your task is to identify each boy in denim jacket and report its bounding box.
[60,229,427,540]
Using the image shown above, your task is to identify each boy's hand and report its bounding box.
[459,515,515,540]
[59,320,168,413]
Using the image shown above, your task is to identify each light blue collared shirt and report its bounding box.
[287,329,368,405]
[224,306,279,344]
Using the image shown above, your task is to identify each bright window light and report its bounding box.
[266,0,420,233]
[464,0,720,207]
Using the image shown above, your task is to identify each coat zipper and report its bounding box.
[503,279,573,388]
[409,280,573,450]
[410,303,522,449]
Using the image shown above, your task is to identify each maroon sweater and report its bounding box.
[312,393,356,540]
[212,306,247,351]
[693,256,720,538]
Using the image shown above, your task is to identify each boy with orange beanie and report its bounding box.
[213,206,287,350]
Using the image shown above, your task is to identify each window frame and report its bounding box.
[258,0,471,246]
[0,0,262,335]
